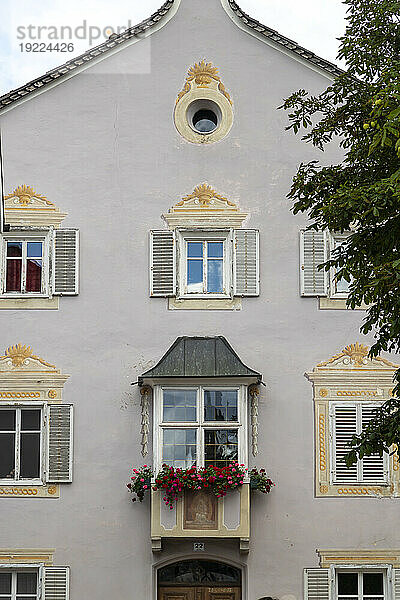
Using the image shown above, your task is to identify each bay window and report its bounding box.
[154,386,246,471]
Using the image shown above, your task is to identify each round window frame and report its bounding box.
[174,87,233,144]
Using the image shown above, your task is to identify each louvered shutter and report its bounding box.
[53,229,79,295]
[332,404,358,483]
[361,405,387,482]
[304,568,330,600]
[233,229,259,296]
[393,569,400,600]
[300,230,328,296]
[150,230,176,296]
[47,404,73,483]
[43,566,70,600]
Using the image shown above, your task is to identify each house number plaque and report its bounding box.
[193,542,205,552]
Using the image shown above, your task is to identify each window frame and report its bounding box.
[331,565,390,600]
[0,565,41,600]
[0,403,46,486]
[176,229,233,299]
[329,401,389,486]
[328,232,351,299]
[153,384,248,472]
[1,232,51,298]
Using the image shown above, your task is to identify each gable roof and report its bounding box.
[138,336,261,383]
[0,0,343,113]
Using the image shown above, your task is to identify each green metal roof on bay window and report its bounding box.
[138,336,261,383]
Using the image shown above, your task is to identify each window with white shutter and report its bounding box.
[53,229,79,295]
[47,404,73,483]
[300,229,328,297]
[304,568,330,600]
[234,229,259,297]
[43,567,70,600]
[331,402,388,485]
[393,569,400,600]
[150,230,176,297]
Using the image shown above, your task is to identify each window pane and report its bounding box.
[21,410,41,431]
[0,433,15,478]
[0,410,16,431]
[338,573,358,595]
[336,275,351,294]
[6,259,22,292]
[204,390,238,422]
[207,259,223,293]
[363,573,383,596]
[187,242,203,258]
[163,389,197,422]
[26,259,42,293]
[162,428,197,468]
[204,429,238,467]
[207,241,223,258]
[0,572,11,593]
[7,241,22,257]
[20,433,41,479]
[187,260,203,290]
[17,573,37,594]
[27,242,42,258]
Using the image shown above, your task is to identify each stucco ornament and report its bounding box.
[140,386,152,457]
[174,60,234,144]
[249,385,259,456]
[3,343,56,369]
[4,184,53,207]
[176,60,232,105]
[317,342,398,368]
[4,184,67,227]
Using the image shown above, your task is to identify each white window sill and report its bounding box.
[168,297,242,311]
[319,297,368,310]
[0,297,59,310]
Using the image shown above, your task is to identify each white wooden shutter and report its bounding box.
[300,230,328,296]
[150,230,176,296]
[361,405,387,482]
[332,404,358,483]
[234,229,259,296]
[304,568,330,600]
[47,404,73,483]
[53,229,79,295]
[43,566,70,600]
[393,569,400,600]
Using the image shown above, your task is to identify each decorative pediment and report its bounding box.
[316,343,398,370]
[163,184,248,228]
[5,185,67,227]
[0,344,58,372]
[306,342,399,388]
[176,60,232,106]
[0,343,69,390]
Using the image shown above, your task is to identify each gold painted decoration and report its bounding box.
[249,385,259,457]
[140,386,151,457]
[4,184,54,207]
[3,344,56,369]
[176,60,232,105]
[48,389,57,399]
[320,485,329,494]
[337,487,382,495]
[0,487,38,496]
[319,389,328,397]
[47,486,57,495]
[319,414,326,471]
[393,445,399,471]
[177,184,236,208]
[0,391,40,399]
[317,342,399,368]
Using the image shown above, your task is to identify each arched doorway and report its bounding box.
[157,559,241,599]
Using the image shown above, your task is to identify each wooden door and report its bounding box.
[159,588,240,600]
[158,587,196,600]
[204,587,240,600]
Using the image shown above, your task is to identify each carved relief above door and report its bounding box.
[158,560,241,600]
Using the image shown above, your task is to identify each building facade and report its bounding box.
[0,1,399,599]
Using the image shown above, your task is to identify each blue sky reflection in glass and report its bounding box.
[186,240,224,294]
